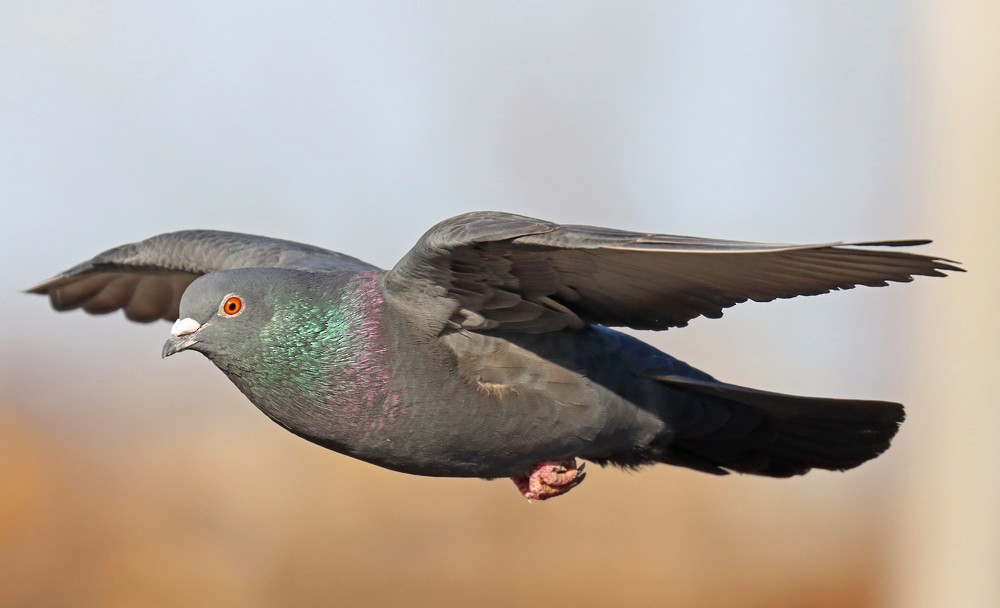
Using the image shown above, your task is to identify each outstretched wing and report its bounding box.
[384,211,962,333]
[28,230,378,322]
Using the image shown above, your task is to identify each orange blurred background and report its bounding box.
[1,2,996,607]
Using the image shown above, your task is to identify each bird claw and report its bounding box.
[511,459,586,501]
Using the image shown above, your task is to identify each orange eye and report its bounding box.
[221,295,243,316]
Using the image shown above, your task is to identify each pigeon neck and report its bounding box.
[223,272,394,429]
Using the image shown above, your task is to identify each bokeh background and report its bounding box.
[1,2,996,607]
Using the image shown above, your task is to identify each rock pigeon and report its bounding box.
[28,212,961,500]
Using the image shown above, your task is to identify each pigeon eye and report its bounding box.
[220,295,244,316]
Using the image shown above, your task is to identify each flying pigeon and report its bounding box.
[28,212,961,500]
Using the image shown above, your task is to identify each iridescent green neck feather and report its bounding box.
[225,272,389,417]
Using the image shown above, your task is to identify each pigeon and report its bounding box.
[28,211,961,500]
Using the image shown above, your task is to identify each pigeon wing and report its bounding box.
[384,211,962,333]
[28,230,378,322]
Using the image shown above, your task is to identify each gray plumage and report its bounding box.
[28,211,962,499]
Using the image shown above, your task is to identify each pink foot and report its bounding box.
[511,459,586,501]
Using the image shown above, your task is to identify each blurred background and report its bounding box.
[1,2,996,607]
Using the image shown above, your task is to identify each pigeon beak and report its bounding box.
[162,317,203,358]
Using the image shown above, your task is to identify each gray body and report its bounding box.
[255,308,687,479]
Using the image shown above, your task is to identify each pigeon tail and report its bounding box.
[642,375,905,477]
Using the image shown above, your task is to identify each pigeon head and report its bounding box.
[160,267,364,408]
[162,268,280,361]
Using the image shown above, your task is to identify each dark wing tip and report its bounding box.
[851,239,933,248]
[25,273,76,295]
[933,258,965,273]
[24,280,54,295]
[844,240,965,272]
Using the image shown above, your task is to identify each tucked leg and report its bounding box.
[511,459,586,500]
